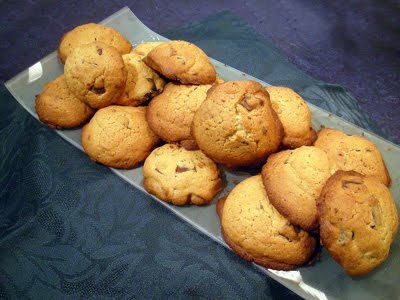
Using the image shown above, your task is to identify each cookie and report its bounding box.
[146,82,212,143]
[266,86,317,148]
[214,76,225,84]
[219,175,316,270]
[144,40,216,84]
[81,106,159,169]
[64,42,127,109]
[192,81,283,168]
[134,41,164,57]
[318,170,398,276]
[261,146,331,231]
[116,52,165,106]
[58,23,132,64]
[143,144,222,206]
[35,75,94,129]
[314,128,391,186]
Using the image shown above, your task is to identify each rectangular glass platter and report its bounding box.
[5,7,400,300]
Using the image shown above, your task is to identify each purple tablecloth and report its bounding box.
[0,2,399,299]
[1,0,399,143]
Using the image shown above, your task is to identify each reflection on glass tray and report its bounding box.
[5,7,400,300]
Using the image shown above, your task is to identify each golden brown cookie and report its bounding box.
[116,52,165,106]
[81,106,159,169]
[64,42,127,109]
[266,86,317,148]
[134,41,164,57]
[314,128,391,186]
[261,146,331,231]
[144,40,216,84]
[219,175,316,270]
[146,83,212,143]
[192,81,283,168]
[35,75,94,129]
[214,76,225,84]
[143,144,222,206]
[58,23,131,64]
[318,170,398,276]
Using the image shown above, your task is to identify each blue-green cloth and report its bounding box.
[0,12,382,299]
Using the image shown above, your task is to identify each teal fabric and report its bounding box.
[0,12,384,299]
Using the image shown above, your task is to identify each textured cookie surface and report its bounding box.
[266,86,316,148]
[219,175,316,270]
[58,23,131,64]
[116,52,165,106]
[314,128,391,186]
[82,106,159,169]
[146,83,212,143]
[64,42,127,109]
[262,146,331,230]
[144,40,216,84]
[35,75,94,128]
[192,81,283,168]
[134,42,164,57]
[318,171,398,276]
[143,144,222,206]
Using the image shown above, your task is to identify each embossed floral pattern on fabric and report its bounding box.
[0,11,395,299]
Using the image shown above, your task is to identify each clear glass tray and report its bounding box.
[5,7,400,300]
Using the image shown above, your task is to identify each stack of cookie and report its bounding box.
[36,24,161,169]
[35,23,398,277]
[219,129,397,276]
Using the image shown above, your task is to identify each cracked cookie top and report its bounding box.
[35,75,94,129]
[266,86,317,149]
[116,52,165,107]
[58,23,132,64]
[143,40,216,84]
[219,175,316,270]
[318,170,398,276]
[192,81,283,168]
[146,82,212,143]
[143,144,222,206]
[64,42,127,109]
[314,128,391,186]
[262,146,331,231]
[81,106,159,169]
